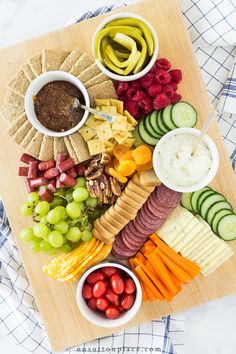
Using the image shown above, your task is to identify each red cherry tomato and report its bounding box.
[92,280,106,298]
[124,278,136,294]
[121,294,135,310]
[105,288,118,302]
[110,274,124,295]
[118,305,125,313]
[110,299,119,307]
[82,283,93,299]
[87,297,97,310]
[96,297,109,311]
[102,266,117,277]
[87,271,105,284]
[105,306,120,319]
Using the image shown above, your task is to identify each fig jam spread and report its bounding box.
[34,80,85,132]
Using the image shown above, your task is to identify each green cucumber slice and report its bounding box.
[133,125,144,147]
[196,189,215,213]
[217,214,236,240]
[146,114,162,138]
[150,111,164,137]
[138,119,158,146]
[158,110,170,133]
[190,186,211,213]
[171,101,197,128]
[206,201,233,226]
[181,192,194,211]
[162,104,176,130]
[211,209,233,234]
[199,193,226,220]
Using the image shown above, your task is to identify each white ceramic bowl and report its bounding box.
[153,128,220,193]
[76,262,142,328]
[92,12,159,82]
[24,71,90,138]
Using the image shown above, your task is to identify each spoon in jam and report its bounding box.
[72,98,115,123]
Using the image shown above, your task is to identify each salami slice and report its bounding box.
[112,241,136,259]
[111,248,128,259]
[148,194,173,213]
[133,218,152,235]
[126,222,149,240]
[156,184,182,208]
[123,225,147,244]
[144,202,168,220]
[139,208,164,225]
[121,231,141,251]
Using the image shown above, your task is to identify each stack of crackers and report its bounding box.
[1,48,117,162]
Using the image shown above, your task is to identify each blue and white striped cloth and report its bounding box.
[0,1,236,354]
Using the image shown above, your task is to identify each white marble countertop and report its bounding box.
[0,0,236,353]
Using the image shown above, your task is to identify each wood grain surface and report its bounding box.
[0,0,235,351]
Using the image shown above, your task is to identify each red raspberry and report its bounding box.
[162,84,174,98]
[131,80,142,89]
[171,92,182,104]
[125,100,139,117]
[155,58,171,71]
[153,93,171,110]
[133,90,147,102]
[140,73,154,88]
[147,83,162,97]
[118,95,128,103]
[169,69,182,83]
[126,87,136,100]
[155,70,171,85]
[138,96,153,112]
[170,81,178,91]
[116,82,130,95]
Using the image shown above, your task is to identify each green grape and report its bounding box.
[40,240,52,252]
[86,196,98,208]
[54,220,69,234]
[27,192,39,205]
[62,235,67,244]
[30,240,40,253]
[34,215,41,222]
[66,202,81,219]
[81,230,93,242]
[48,231,64,248]
[65,191,74,203]
[82,222,93,232]
[74,177,87,189]
[66,227,81,242]
[19,227,34,242]
[72,187,89,202]
[47,209,61,224]
[35,201,50,216]
[33,223,50,239]
[54,206,67,220]
[46,247,58,256]
[50,196,63,209]
[20,202,33,216]
[60,242,73,253]
[40,216,48,224]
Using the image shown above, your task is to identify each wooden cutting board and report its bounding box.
[0,0,235,351]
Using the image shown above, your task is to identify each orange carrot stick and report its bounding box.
[156,249,192,283]
[134,264,164,300]
[145,261,173,301]
[148,252,179,294]
[136,252,146,263]
[150,234,200,276]
[141,282,148,301]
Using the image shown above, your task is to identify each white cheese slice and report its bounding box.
[180,230,212,257]
[194,241,226,265]
[202,249,234,276]
[173,223,205,252]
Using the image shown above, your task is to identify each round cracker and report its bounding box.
[113,203,136,220]
[94,219,114,240]
[116,198,137,214]
[107,206,129,226]
[93,229,114,244]
[99,214,118,234]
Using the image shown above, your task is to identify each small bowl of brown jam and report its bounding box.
[24,71,90,137]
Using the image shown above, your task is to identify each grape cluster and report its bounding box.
[20,177,99,256]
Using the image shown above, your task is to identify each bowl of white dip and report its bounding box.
[153,128,219,193]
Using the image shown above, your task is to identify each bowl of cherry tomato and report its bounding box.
[76,262,142,328]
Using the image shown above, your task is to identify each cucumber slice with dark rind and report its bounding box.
[154,111,166,136]
[162,104,176,130]
[206,201,233,226]
[197,189,215,213]
[217,214,236,240]
[133,125,144,147]
[149,111,163,137]
[146,114,162,138]
[158,110,170,133]
[138,119,158,146]
[181,192,194,211]
[212,209,233,234]
[190,186,211,213]
[171,101,197,128]
[200,193,226,220]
